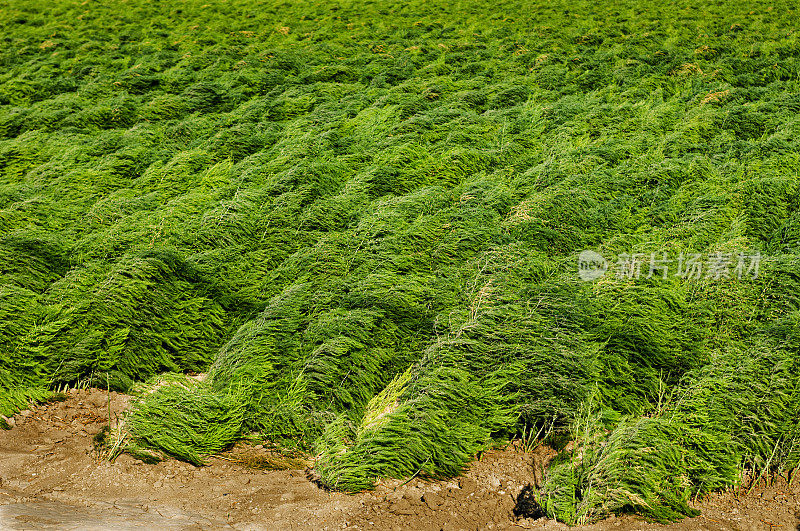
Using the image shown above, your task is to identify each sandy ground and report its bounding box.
[0,389,798,530]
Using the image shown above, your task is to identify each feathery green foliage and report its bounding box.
[1,0,799,522]
[126,375,245,466]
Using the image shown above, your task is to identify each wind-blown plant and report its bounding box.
[1,0,798,522]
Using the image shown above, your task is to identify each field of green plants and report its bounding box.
[1,0,799,523]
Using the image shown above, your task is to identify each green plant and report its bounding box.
[1,0,798,521]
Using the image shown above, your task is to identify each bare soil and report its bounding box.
[0,389,797,530]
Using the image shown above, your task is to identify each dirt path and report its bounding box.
[0,389,797,530]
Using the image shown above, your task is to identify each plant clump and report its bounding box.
[1,0,799,523]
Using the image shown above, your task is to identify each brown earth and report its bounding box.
[0,389,797,530]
